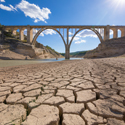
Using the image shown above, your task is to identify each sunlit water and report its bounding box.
[0,58,83,67]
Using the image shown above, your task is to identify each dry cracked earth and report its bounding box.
[0,58,125,125]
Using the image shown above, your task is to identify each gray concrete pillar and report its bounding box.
[104,25,110,41]
[113,28,118,38]
[27,25,33,43]
[20,28,24,40]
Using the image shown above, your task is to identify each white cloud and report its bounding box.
[110,30,113,35]
[9,4,17,11]
[0,4,16,11]
[69,36,80,41]
[0,0,5,2]
[24,29,56,37]
[75,40,86,44]
[69,32,73,35]
[16,0,51,23]
[43,29,56,35]
[77,29,97,38]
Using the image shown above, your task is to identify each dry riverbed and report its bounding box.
[0,58,125,125]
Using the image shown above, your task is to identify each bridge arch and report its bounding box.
[69,28,104,47]
[32,28,66,47]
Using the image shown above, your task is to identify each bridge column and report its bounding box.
[65,27,70,59]
[27,25,33,43]
[65,45,70,59]
[19,28,24,40]
[104,25,110,41]
[113,28,118,38]
[120,28,125,37]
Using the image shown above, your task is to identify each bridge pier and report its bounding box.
[120,28,125,37]
[65,45,70,59]
[113,28,118,38]
[104,25,110,41]
[27,25,33,43]
[65,27,70,59]
[20,28,24,41]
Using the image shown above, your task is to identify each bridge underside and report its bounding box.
[3,25,125,59]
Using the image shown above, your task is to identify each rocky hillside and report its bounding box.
[84,37,125,58]
[0,28,63,60]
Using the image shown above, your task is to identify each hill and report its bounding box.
[84,37,125,58]
[60,50,88,58]
[0,25,63,60]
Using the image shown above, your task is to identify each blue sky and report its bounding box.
[0,0,125,52]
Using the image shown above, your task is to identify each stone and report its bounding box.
[56,89,75,102]
[70,78,84,82]
[9,83,21,87]
[36,93,53,104]
[82,109,107,125]
[1,82,12,87]
[22,81,35,86]
[44,77,55,82]
[21,83,42,92]
[69,81,81,87]
[50,82,66,88]
[0,104,26,125]
[24,89,42,97]
[0,90,11,97]
[76,90,96,103]
[93,89,117,99]
[21,105,59,125]
[120,90,125,98]
[42,89,55,95]
[62,114,85,125]
[118,82,125,87]
[66,85,82,91]
[106,118,125,125]
[13,84,27,93]
[0,86,10,92]
[110,95,124,103]
[27,102,40,113]
[0,103,8,112]
[77,81,95,89]
[17,97,36,108]
[59,102,85,115]
[6,93,23,104]
[87,99,125,120]
[43,96,65,106]
[0,95,6,103]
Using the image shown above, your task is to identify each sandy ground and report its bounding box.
[0,58,125,125]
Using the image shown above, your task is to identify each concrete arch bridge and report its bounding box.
[3,25,125,59]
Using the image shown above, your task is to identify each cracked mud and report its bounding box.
[0,58,125,125]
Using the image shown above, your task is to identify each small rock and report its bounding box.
[59,102,85,115]
[62,114,85,125]
[0,104,26,125]
[76,90,96,103]
[21,105,59,125]
[6,93,23,104]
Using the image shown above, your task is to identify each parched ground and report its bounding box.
[0,58,125,125]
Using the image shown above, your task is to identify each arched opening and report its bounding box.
[33,28,65,59]
[69,28,102,57]
[110,29,113,39]
[118,29,121,38]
